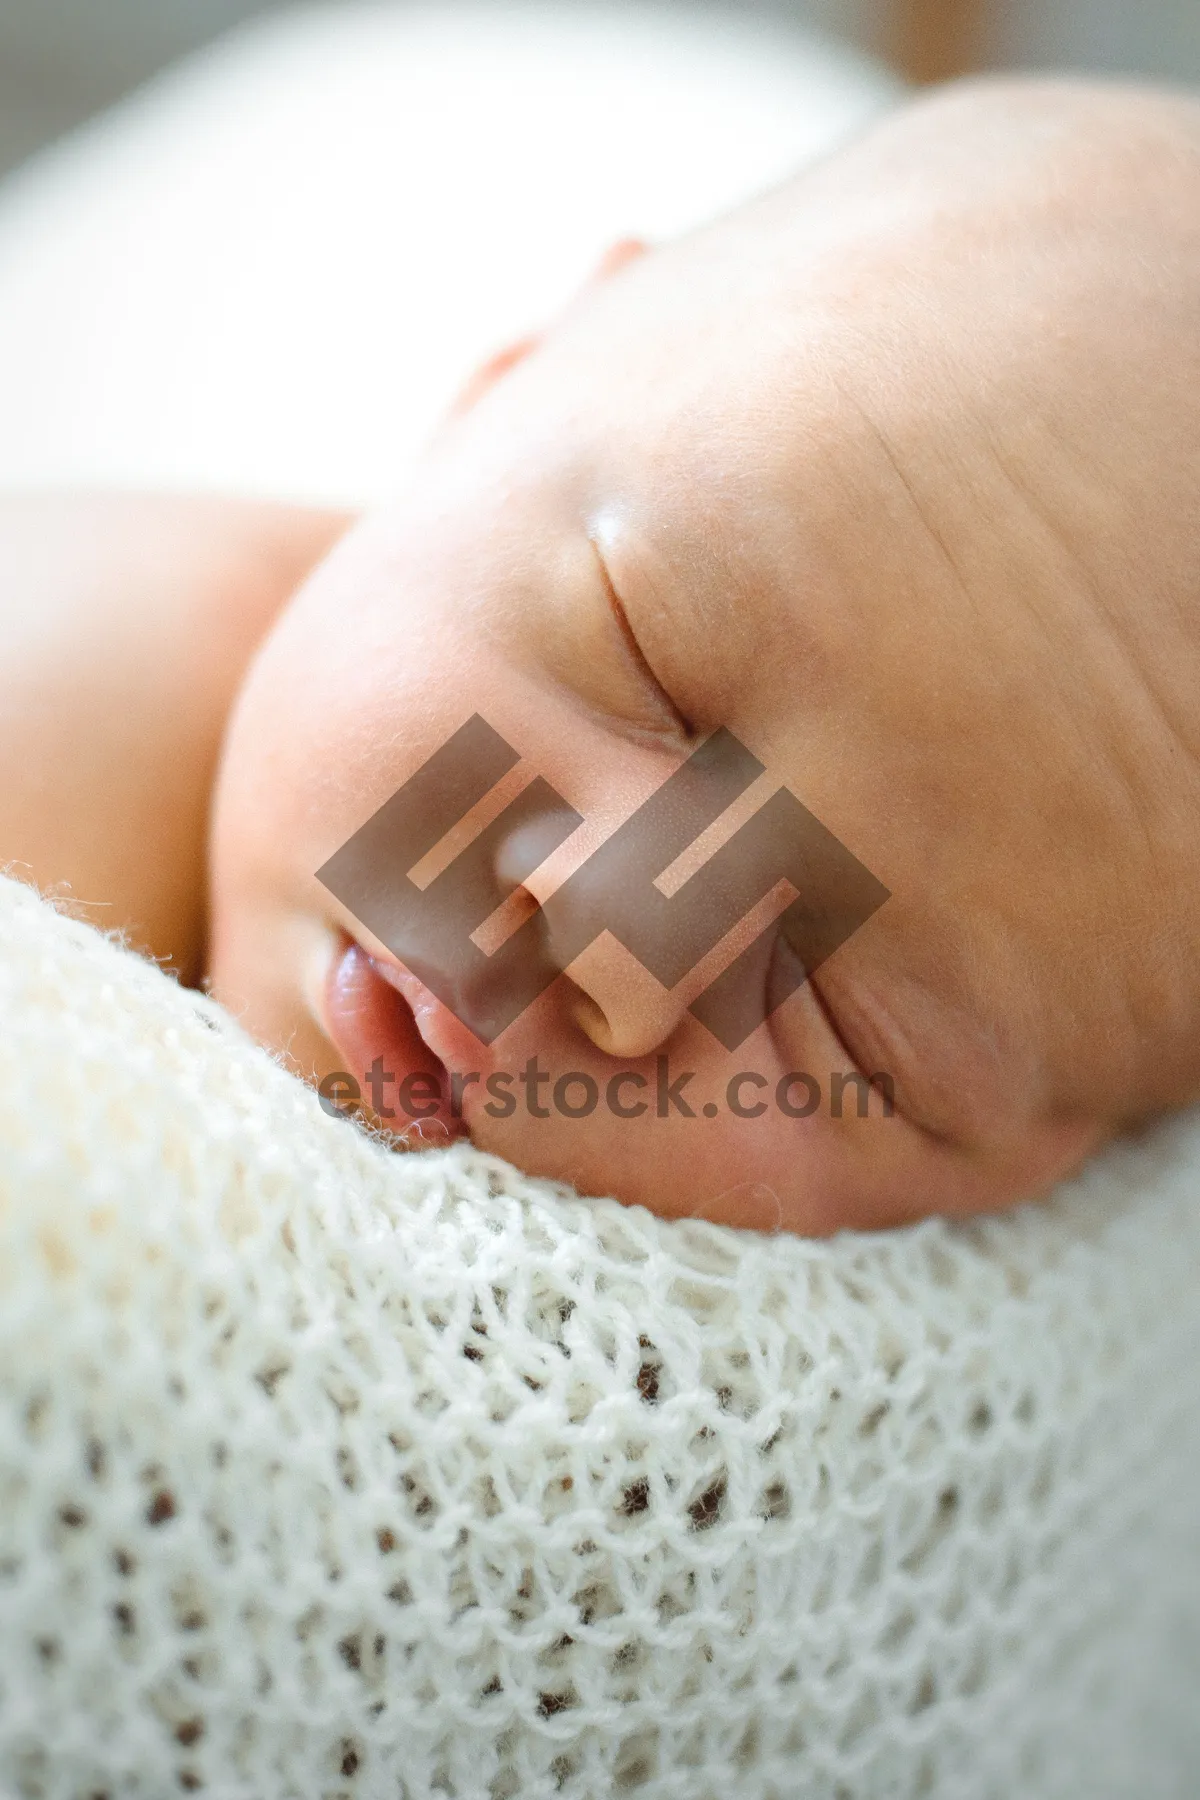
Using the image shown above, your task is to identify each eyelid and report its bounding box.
[773,937,957,1149]
[801,961,962,1150]
[588,536,696,744]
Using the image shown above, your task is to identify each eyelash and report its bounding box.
[793,953,958,1148]
[772,932,858,1065]
[771,932,925,1136]
[589,539,696,743]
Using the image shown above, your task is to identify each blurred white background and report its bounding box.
[0,0,1195,505]
[0,0,1198,182]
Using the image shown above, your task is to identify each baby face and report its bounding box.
[209,78,1200,1234]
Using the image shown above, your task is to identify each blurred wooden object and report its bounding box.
[882,0,985,82]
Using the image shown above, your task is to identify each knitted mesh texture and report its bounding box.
[0,872,1198,1799]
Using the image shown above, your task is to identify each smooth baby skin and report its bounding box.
[0,494,347,981]
[208,78,1200,1234]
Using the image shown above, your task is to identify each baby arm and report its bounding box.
[0,493,349,983]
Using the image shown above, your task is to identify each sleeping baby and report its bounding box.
[4,76,1200,1236]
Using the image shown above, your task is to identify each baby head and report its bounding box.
[209,76,1200,1235]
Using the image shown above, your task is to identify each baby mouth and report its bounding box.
[323,938,465,1145]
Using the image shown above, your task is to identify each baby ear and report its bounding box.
[587,236,649,283]
[443,237,649,422]
[443,333,542,421]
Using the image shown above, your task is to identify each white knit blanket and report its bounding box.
[1,871,1199,1798]
[0,8,1198,1793]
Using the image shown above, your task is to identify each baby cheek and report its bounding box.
[435,992,874,1230]
[446,969,1057,1232]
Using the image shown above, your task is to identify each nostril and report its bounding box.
[563,937,691,1062]
[568,985,618,1055]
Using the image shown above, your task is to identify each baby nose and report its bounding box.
[557,934,694,1061]
[508,834,695,1062]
